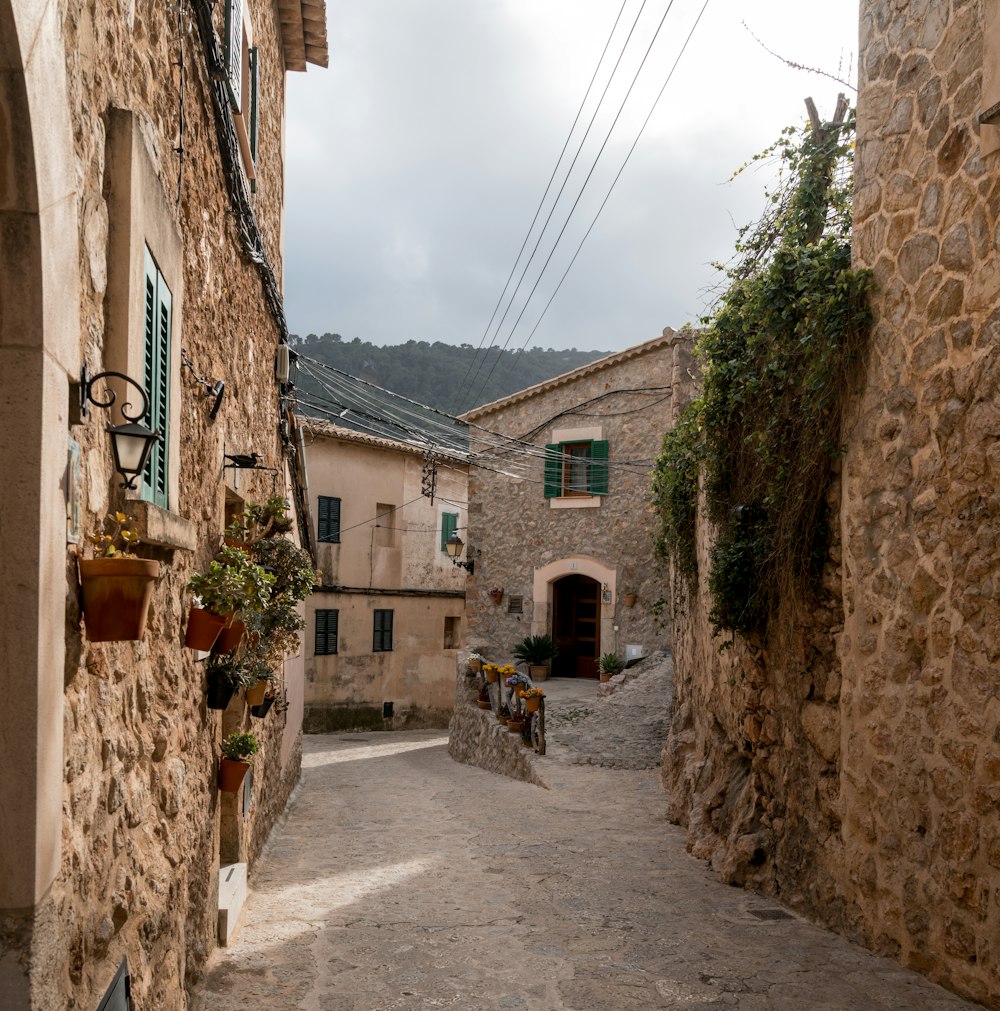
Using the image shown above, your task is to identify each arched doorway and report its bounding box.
[552,574,601,678]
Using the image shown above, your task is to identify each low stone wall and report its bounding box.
[304,703,453,734]
[447,659,541,785]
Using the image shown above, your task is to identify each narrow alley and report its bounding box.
[194,668,981,1010]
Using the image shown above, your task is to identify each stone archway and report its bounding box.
[0,3,79,1006]
[532,556,617,676]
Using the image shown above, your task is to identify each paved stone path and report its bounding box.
[193,688,982,1010]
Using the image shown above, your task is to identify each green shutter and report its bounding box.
[141,247,170,509]
[589,440,609,496]
[224,0,243,110]
[543,443,561,498]
[441,512,458,552]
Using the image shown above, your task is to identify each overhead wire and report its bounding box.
[458,0,653,412]
[494,0,714,392]
[450,0,633,411]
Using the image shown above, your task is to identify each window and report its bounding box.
[373,609,394,652]
[374,504,396,547]
[440,512,458,552]
[141,246,171,508]
[507,595,524,614]
[443,616,459,649]
[225,0,260,190]
[314,609,338,655]
[317,496,341,543]
[544,440,609,498]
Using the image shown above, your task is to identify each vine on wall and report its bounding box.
[653,115,873,638]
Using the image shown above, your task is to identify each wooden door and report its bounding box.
[552,575,601,678]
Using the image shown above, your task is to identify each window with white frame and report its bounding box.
[225,0,260,190]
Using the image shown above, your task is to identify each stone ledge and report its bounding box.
[217,862,248,947]
[127,500,198,551]
[448,701,542,786]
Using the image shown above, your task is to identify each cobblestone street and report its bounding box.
[193,666,982,1010]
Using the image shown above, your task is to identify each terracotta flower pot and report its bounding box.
[250,695,276,718]
[184,606,226,650]
[79,558,161,642]
[507,720,524,734]
[528,664,549,682]
[218,758,250,793]
[245,679,268,706]
[213,617,247,655]
[469,658,482,673]
[623,593,637,608]
[485,667,499,683]
[476,699,492,710]
[525,696,541,713]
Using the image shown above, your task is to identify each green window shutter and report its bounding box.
[141,247,170,509]
[224,0,243,110]
[441,512,458,552]
[317,496,341,543]
[588,440,609,496]
[249,46,259,165]
[543,443,561,498]
[315,609,338,655]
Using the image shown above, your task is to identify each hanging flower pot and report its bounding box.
[206,671,237,711]
[524,695,542,713]
[218,758,250,793]
[623,592,637,608]
[250,694,276,718]
[488,587,504,605]
[213,616,247,655]
[184,606,226,650]
[79,558,161,642]
[245,679,269,706]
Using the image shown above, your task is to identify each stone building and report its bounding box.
[461,329,693,672]
[301,421,469,731]
[0,2,327,1008]
[663,3,1000,1007]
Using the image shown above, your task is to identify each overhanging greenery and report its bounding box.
[653,115,873,638]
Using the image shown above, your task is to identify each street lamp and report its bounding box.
[71,365,162,490]
[445,531,475,574]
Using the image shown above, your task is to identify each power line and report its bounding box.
[458,0,654,413]
[450,0,633,413]
[464,0,683,408]
[495,0,713,392]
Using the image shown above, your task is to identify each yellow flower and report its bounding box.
[115,512,127,522]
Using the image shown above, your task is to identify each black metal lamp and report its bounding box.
[445,531,475,574]
[71,365,161,490]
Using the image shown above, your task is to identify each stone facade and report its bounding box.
[462,329,693,673]
[663,3,1000,1007]
[0,2,326,1008]
[301,421,468,732]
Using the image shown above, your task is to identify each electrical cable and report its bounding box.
[463,0,682,410]
[453,0,640,411]
[494,0,713,392]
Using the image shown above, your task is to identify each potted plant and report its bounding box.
[78,512,161,642]
[476,684,492,711]
[185,545,274,650]
[466,651,486,674]
[218,732,259,792]
[225,496,294,546]
[622,588,637,608]
[519,686,544,713]
[488,587,504,605]
[251,683,284,719]
[512,634,558,682]
[599,652,624,683]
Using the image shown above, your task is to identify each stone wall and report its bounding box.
[447,658,543,785]
[464,330,693,667]
[662,3,1000,1007]
[0,2,320,1008]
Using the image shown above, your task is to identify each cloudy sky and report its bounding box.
[284,0,860,354]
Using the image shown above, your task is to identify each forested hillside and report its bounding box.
[290,333,610,417]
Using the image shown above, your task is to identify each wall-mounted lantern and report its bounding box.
[70,365,161,490]
[445,531,475,574]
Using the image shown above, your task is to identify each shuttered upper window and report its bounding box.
[440,512,458,552]
[373,609,394,653]
[225,0,260,190]
[317,496,341,543]
[543,440,609,498]
[141,246,171,509]
[315,609,338,655]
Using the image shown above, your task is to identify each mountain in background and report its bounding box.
[289,333,612,418]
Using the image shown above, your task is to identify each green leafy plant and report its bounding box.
[653,114,873,639]
[512,635,559,666]
[187,545,274,617]
[88,511,141,558]
[599,652,624,676]
[220,732,259,762]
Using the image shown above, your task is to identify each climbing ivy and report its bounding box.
[653,115,873,638]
